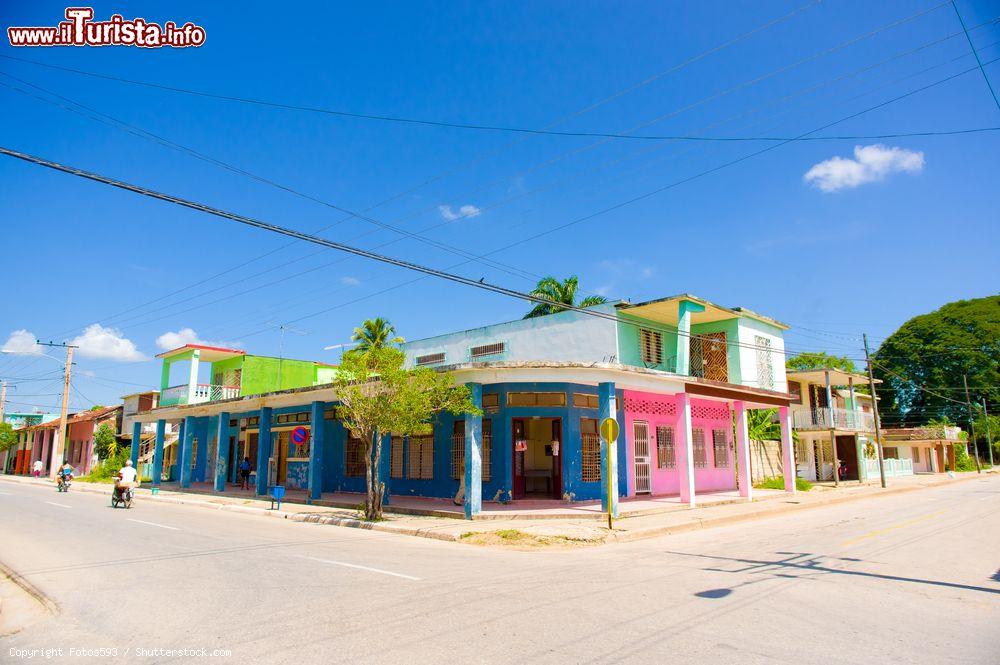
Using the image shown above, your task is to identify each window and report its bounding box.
[692,429,707,468]
[246,416,260,427]
[884,446,898,459]
[415,352,445,366]
[581,418,600,482]
[755,335,774,390]
[345,437,365,477]
[482,393,500,414]
[324,407,337,420]
[390,436,404,479]
[572,393,599,409]
[449,420,492,481]
[912,447,920,463]
[788,381,802,404]
[507,392,567,407]
[276,412,309,425]
[482,419,492,482]
[656,426,675,469]
[408,431,434,480]
[713,429,729,468]
[470,342,505,360]
[639,328,662,366]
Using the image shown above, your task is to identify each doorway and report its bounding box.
[836,435,859,481]
[632,421,652,494]
[511,418,563,499]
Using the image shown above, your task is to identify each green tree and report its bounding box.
[0,422,19,452]
[523,276,607,319]
[351,317,404,352]
[786,352,857,373]
[873,295,1000,426]
[93,422,119,460]
[335,345,480,520]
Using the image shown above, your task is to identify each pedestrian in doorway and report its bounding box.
[239,457,252,490]
[32,459,43,478]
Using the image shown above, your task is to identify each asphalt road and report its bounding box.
[2,475,999,664]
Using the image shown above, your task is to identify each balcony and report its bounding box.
[792,407,875,432]
[159,384,240,407]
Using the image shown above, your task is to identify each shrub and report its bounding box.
[753,476,812,491]
[79,450,130,484]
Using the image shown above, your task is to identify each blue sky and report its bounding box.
[1,0,998,412]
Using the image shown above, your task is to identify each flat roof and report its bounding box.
[617,293,790,330]
[156,344,246,362]
[787,369,879,385]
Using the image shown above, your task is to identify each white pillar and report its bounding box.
[677,393,696,507]
[780,406,796,494]
[734,401,752,500]
[187,349,201,404]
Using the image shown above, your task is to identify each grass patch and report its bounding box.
[460,529,599,549]
[753,476,812,492]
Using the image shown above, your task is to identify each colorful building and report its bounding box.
[133,294,798,518]
[2,411,58,474]
[15,406,122,476]
[879,425,962,475]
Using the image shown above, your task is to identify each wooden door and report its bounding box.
[275,431,289,484]
[246,432,259,472]
[512,419,526,499]
[550,419,563,499]
[702,332,729,382]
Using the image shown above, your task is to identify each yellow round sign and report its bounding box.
[600,417,619,443]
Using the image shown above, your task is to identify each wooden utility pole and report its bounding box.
[863,334,887,488]
[963,374,981,473]
[0,379,7,423]
[983,399,994,468]
[39,341,77,479]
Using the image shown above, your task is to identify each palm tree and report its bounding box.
[523,276,607,319]
[352,317,404,352]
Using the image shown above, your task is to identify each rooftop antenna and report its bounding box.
[265,322,309,391]
[323,341,358,363]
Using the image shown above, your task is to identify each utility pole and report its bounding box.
[963,374,981,473]
[0,379,7,423]
[38,341,77,480]
[863,334,887,488]
[983,398,994,468]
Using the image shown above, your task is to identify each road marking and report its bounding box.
[296,555,421,581]
[127,518,180,531]
[0,491,12,495]
[840,509,949,547]
[45,501,71,508]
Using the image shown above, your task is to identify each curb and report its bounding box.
[0,559,59,617]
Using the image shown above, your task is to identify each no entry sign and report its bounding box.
[291,426,309,445]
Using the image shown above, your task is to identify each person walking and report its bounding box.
[239,457,252,490]
[32,459,43,478]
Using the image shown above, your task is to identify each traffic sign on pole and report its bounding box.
[599,417,618,530]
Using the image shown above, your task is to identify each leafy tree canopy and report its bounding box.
[94,422,119,460]
[873,295,1000,427]
[786,351,857,373]
[0,422,18,452]
[523,276,607,319]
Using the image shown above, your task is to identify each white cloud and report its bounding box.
[70,324,146,362]
[803,144,924,192]
[340,276,361,287]
[155,327,233,351]
[438,204,481,221]
[1,329,43,355]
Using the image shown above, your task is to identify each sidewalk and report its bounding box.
[1,472,989,546]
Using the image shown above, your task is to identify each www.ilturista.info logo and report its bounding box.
[7,7,206,48]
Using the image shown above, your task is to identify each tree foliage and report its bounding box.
[351,317,404,352]
[94,422,120,460]
[873,295,1000,426]
[523,276,607,319]
[0,422,18,452]
[786,351,857,373]
[334,345,480,520]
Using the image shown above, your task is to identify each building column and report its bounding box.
[160,358,172,391]
[180,415,196,488]
[676,299,706,376]
[677,393,696,507]
[187,349,201,404]
[826,370,839,486]
[598,382,620,517]
[152,420,166,486]
[734,401,753,500]
[779,406,796,493]
[215,412,230,492]
[855,434,864,483]
[464,383,483,520]
[256,407,273,495]
[130,421,142,469]
[308,402,324,502]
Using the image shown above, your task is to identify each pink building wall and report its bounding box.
[622,390,736,497]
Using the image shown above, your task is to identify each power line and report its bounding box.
[951,0,1000,112]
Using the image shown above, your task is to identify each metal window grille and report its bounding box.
[581,418,600,482]
[639,328,662,366]
[345,437,365,477]
[712,429,729,468]
[482,419,492,482]
[390,436,404,479]
[415,352,445,366]
[656,426,675,469]
[451,421,464,480]
[692,429,707,468]
[407,433,434,480]
[755,335,774,390]
[470,342,505,359]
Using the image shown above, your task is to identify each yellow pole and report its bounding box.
[606,441,613,531]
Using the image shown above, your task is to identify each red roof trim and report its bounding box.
[155,344,246,359]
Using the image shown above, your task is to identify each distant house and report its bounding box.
[15,405,122,476]
[1,411,58,474]
[880,425,962,474]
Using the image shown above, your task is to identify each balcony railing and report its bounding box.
[792,408,875,432]
[864,457,913,478]
[159,384,240,407]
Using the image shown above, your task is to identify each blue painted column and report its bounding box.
[214,412,230,492]
[174,418,186,481]
[464,383,483,519]
[152,420,166,487]
[676,299,706,375]
[180,415,196,488]
[308,402,325,502]
[256,407,273,496]
[598,382,619,518]
[376,432,391,506]
[130,421,142,469]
